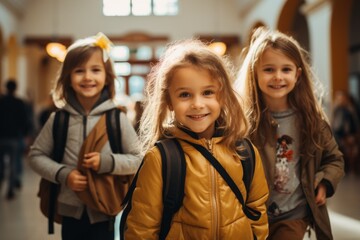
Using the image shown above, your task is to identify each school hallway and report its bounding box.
[0,157,360,240]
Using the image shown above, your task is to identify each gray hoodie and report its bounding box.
[29,97,142,224]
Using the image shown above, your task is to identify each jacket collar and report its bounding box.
[167,124,224,146]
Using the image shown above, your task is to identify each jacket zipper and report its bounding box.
[206,139,219,239]
[206,139,213,154]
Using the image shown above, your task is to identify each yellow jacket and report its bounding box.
[124,128,269,239]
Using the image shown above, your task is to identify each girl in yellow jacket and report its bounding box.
[121,39,269,240]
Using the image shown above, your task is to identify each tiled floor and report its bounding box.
[1,158,360,240]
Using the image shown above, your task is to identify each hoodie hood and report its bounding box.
[62,88,117,116]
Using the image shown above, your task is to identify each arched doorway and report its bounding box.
[277,0,310,52]
[247,21,266,44]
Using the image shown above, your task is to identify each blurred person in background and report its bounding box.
[332,90,360,175]
[0,79,32,199]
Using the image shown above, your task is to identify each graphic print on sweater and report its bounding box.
[273,134,294,194]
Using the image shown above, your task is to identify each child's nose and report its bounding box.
[274,71,282,80]
[191,97,204,109]
[84,70,92,80]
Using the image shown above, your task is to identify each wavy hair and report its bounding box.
[140,39,249,155]
[234,27,327,155]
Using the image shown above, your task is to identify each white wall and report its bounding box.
[302,1,332,116]
[238,0,286,36]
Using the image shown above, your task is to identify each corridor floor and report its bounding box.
[1,159,359,240]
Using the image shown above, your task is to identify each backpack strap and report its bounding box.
[238,138,255,201]
[120,138,186,240]
[48,110,69,234]
[52,110,69,163]
[105,107,123,230]
[185,140,261,221]
[155,138,186,240]
[119,160,144,240]
[106,108,122,154]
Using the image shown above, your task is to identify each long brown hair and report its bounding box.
[235,27,327,155]
[52,43,116,107]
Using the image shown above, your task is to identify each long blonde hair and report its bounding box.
[235,27,327,154]
[140,39,249,155]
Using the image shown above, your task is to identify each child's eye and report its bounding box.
[264,68,274,72]
[179,92,190,98]
[203,90,215,96]
[92,68,102,72]
[73,68,84,73]
[282,67,293,73]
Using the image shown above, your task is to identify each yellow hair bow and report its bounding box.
[94,32,113,52]
[66,32,114,62]
[94,32,113,62]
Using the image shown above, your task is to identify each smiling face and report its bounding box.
[70,49,106,109]
[168,66,221,139]
[256,48,301,111]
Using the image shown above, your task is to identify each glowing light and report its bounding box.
[208,41,227,56]
[46,42,67,62]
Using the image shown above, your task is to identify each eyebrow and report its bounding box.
[174,84,217,92]
[261,63,295,68]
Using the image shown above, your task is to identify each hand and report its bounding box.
[82,152,101,171]
[315,183,327,206]
[67,169,87,192]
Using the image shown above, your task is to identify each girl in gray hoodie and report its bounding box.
[29,33,142,240]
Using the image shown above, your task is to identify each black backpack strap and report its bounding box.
[104,108,123,231]
[119,159,144,240]
[120,138,186,240]
[106,108,122,153]
[238,138,255,201]
[48,110,69,234]
[185,140,261,221]
[155,138,186,240]
[52,110,69,163]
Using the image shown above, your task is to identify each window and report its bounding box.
[103,0,178,16]
[111,44,154,101]
[109,33,168,103]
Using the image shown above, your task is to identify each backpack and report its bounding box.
[42,108,122,234]
[120,137,258,240]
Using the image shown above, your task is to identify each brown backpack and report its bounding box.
[38,108,131,234]
[76,113,132,215]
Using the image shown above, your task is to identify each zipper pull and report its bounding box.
[206,139,213,153]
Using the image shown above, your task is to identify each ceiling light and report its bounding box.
[208,41,227,56]
[46,42,66,62]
